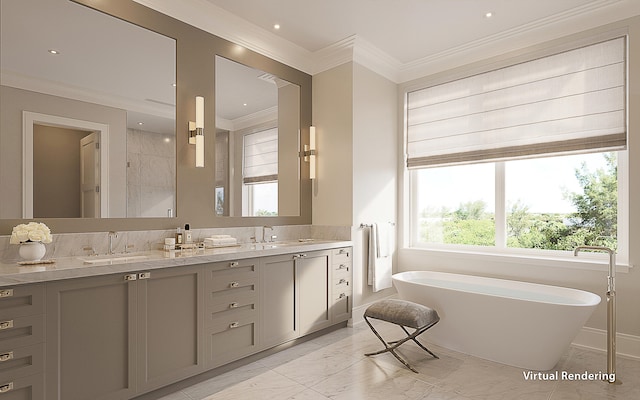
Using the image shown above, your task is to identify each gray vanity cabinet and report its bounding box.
[46,266,203,399]
[297,251,332,335]
[261,250,332,347]
[204,259,260,368]
[136,265,204,393]
[45,274,137,400]
[0,284,45,400]
[260,254,297,348]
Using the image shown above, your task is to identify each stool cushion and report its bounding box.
[364,299,439,329]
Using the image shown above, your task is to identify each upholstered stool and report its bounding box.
[364,299,439,373]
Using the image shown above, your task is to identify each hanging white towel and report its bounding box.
[367,223,392,292]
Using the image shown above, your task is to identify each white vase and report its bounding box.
[18,242,46,262]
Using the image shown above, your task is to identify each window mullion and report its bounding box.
[495,162,506,248]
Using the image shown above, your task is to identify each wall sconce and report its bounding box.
[189,96,205,167]
[303,126,317,179]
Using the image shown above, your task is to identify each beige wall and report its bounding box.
[312,62,399,307]
[311,63,353,226]
[278,83,301,216]
[0,86,127,219]
[398,16,640,341]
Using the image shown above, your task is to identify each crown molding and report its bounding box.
[139,0,640,84]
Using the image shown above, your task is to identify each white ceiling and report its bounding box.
[194,0,640,81]
[205,0,603,64]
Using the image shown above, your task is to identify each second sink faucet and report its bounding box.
[262,226,273,243]
[108,231,118,255]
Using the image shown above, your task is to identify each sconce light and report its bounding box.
[304,126,317,179]
[189,96,205,167]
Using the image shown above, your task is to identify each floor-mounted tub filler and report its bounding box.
[574,245,620,384]
[393,270,600,371]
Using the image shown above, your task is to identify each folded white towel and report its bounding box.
[204,237,238,247]
[209,234,232,239]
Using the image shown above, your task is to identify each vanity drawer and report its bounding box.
[332,248,351,265]
[208,291,257,316]
[0,373,44,400]
[331,290,352,323]
[0,315,44,350]
[206,259,259,275]
[0,285,44,320]
[206,310,258,367]
[0,343,44,383]
[332,262,351,279]
[207,272,258,295]
[332,277,351,292]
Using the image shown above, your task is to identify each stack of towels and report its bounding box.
[204,234,238,248]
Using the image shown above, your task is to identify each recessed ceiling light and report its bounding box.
[138,122,144,126]
[48,49,60,55]
[273,24,280,30]
[243,103,248,106]
[485,12,493,18]
[172,83,177,87]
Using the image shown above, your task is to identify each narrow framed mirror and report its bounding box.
[215,55,300,217]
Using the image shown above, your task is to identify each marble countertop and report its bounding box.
[0,240,352,287]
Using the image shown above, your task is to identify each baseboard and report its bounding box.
[572,326,640,360]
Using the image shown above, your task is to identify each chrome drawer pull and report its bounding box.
[0,352,13,362]
[0,382,12,393]
[138,272,151,280]
[0,289,13,298]
[0,320,13,330]
[338,264,348,270]
[338,249,349,255]
[338,279,347,284]
[338,293,347,299]
[229,302,239,309]
[124,274,137,281]
[229,282,239,288]
[230,261,239,268]
[229,322,239,329]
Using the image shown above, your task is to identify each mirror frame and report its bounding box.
[0,0,311,234]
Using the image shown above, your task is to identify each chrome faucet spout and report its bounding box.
[108,231,118,255]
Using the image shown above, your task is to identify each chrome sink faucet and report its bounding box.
[262,226,273,243]
[108,231,118,255]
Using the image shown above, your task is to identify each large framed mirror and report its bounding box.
[0,0,176,219]
[215,56,300,217]
[0,0,311,234]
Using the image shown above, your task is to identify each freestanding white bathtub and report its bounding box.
[393,271,601,371]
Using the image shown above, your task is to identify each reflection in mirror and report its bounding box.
[0,0,176,219]
[215,56,300,217]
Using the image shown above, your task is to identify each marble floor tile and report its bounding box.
[310,357,438,400]
[200,370,307,400]
[150,326,640,400]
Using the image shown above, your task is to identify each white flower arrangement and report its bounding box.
[10,222,53,244]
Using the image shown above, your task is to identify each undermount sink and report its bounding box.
[80,255,148,264]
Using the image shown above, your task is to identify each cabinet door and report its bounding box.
[261,254,297,348]
[136,266,203,394]
[297,251,331,335]
[46,274,137,400]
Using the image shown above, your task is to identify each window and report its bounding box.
[406,36,627,261]
[411,151,624,255]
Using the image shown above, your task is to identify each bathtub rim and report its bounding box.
[393,270,601,307]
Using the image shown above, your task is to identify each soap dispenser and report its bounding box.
[184,223,193,244]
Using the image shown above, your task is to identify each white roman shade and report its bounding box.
[243,128,278,184]
[407,37,627,169]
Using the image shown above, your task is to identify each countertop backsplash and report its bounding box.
[0,225,351,263]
